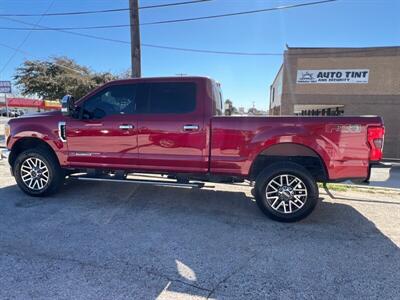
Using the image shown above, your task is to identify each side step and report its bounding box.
[74,176,205,189]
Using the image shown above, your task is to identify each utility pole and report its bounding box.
[4,93,8,117]
[129,0,141,77]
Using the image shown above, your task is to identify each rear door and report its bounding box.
[136,79,208,173]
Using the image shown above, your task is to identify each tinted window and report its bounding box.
[82,84,136,119]
[134,83,150,113]
[148,82,196,114]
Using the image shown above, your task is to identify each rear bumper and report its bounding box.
[327,162,380,184]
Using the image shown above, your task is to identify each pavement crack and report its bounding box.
[1,245,212,293]
[1,246,113,271]
[170,278,212,293]
[207,252,259,299]
[122,261,212,293]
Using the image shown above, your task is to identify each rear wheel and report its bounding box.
[255,162,319,222]
[14,148,65,197]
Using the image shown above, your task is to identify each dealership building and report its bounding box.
[269,46,400,159]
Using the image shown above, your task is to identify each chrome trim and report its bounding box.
[119,124,134,130]
[75,176,203,188]
[58,121,67,142]
[183,125,199,131]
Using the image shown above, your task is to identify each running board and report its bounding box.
[74,176,204,188]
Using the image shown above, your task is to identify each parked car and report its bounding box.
[2,77,385,222]
[0,109,23,117]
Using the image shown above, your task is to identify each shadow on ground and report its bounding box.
[0,179,399,299]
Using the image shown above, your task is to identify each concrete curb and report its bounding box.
[323,183,400,193]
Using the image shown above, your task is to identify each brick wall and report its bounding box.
[277,47,400,159]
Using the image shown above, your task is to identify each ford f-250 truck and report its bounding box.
[2,76,385,222]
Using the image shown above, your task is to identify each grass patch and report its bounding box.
[318,182,400,196]
[318,183,349,192]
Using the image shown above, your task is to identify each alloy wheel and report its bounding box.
[20,157,50,191]
[265,174,308,214]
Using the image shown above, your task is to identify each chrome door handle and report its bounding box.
[183,125,199,131]
[85,123,103,127]
[119,124,134,130]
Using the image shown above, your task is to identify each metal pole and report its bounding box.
[4,93,8,117]
[129,0,141,78]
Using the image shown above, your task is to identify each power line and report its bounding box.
[140,0,212,10]
[0,25,129,31]
[0,0,344,62]
[1,3,369,59]
[0,17,283,57]
[0,42,86,74]
[142,0,337,25]
[0,2,337,59]
[0,16,134,44]
[0,0,56,75]
[141,43,282,56]
[0,0,337,30]
[0,42,29,56]
[0,0,213,17]
[1,17,284,56]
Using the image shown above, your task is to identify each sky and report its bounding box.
[0,0,399,110]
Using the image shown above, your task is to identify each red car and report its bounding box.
[2,76,384,222]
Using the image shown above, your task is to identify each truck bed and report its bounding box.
[210,115,383,180]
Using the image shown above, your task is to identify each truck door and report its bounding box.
[136,80,208,173]
[65,83,139,168]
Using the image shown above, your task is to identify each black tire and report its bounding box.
[255,162,319,222]
[13,147,65,197]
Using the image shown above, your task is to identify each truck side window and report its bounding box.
[147,82,196,114]
[81,84,136,119]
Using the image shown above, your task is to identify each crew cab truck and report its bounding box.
[2,76,385,222]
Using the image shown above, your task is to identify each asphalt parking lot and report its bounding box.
[0,161,400,299]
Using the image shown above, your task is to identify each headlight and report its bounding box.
[4,123,10,141]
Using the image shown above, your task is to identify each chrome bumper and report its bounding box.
[1,149,10,160]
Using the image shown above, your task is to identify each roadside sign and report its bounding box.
[296,69,369,84]
[0,81,12,93]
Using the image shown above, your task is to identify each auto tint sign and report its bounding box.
[296,69,369,84]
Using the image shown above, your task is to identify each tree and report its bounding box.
[14,57,118,100]
[224,99,238,115]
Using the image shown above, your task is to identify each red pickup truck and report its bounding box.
[3,76,384,222]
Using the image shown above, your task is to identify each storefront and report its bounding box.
[269,46,400,159]
[0,97,61,114]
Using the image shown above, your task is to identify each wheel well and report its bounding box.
[9,137,59,169]
[249,143,328,182]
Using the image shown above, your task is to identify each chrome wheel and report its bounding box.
[265,174,308,214]
[20,157,50,191]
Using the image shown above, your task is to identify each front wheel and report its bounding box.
[255,162,319,222]
[14,148,65,197]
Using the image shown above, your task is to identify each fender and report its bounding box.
[244,125,334,178]
[9,121,68,166]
